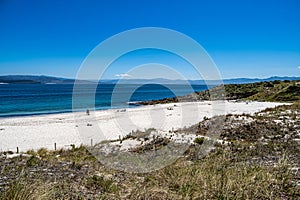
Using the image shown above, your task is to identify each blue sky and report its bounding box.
[0,0,300,79]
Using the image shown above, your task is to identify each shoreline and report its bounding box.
[0,100,288,152]
[0,105,142,119]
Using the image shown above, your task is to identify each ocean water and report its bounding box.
[0,84,210,117]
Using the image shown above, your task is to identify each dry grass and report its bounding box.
[0,144,298,199]
[129,149,298,200]
[0,177,52,200]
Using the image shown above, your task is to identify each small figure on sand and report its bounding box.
[86,109,90,115]
[167,107,173,110]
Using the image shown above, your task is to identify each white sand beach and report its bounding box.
[0,101,287,152]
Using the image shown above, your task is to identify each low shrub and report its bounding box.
[194,137,205,145]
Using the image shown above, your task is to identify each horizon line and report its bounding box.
[0,74,300,81]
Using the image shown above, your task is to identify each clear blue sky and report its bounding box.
[0,0,300,79]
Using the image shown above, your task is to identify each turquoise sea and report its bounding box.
[0,84,211,117]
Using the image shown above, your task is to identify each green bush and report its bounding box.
[194,137,205,145]
[86,175,118,193]
[26,155,40,167]
[37,148,49,158]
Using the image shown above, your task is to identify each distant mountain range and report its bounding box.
[99,76,300,85]
[0,75,299,85]
[0,75,91,84]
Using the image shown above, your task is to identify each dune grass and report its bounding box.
[1,142,298,200]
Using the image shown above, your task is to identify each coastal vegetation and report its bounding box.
[140,80,300,105]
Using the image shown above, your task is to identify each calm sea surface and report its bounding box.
[0,84,211,117]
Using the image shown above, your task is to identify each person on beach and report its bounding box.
[86,109,90,115]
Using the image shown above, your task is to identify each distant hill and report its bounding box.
[99,76,300,85]
[190,76,300,85]
[140,80,300,104]
[0,75,299,85]
[222,76,300,84]
[0,75,92,84]
[220,80,300,102]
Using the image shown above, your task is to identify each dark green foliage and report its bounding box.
[86,175,118,193]
[26,155,40,167]
[273,80,282,84]
[273,85,300,101]
[194,137,205,145]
